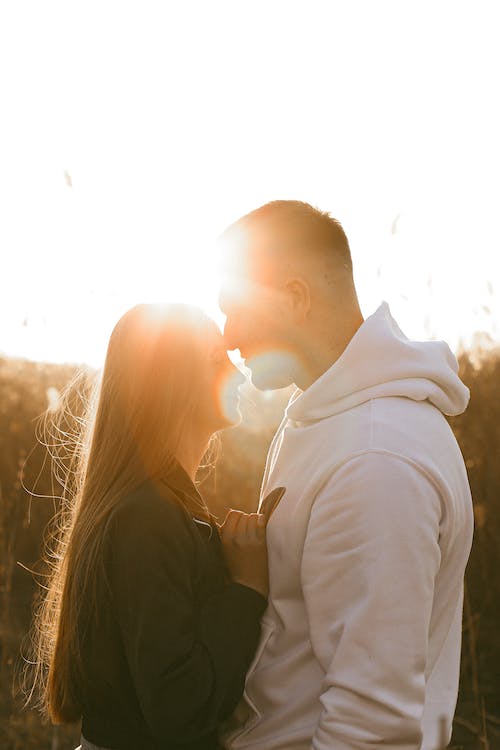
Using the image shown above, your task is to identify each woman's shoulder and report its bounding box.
[102,479,200,595]
[109,478,194,540]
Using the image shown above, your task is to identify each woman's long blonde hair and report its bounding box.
[30,303,216,724]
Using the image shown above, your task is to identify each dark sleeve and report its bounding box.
[107,493,267,744]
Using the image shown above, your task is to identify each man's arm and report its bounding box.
[301,450,442,750]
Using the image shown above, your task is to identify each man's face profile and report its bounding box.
[218,238,298,391]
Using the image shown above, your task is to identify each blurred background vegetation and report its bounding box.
[1,348,499,749]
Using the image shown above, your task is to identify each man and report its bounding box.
[217,201,473,750]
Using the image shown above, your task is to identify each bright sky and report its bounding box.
[1,1,499,366]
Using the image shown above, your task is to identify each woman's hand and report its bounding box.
[219,510,268,599]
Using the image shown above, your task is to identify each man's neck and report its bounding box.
[295,311,364,391]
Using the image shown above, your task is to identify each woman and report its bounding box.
[31,303,269,750]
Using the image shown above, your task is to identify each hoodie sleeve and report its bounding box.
[301,450,442,750]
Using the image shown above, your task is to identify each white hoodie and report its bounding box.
[221,303,473,750]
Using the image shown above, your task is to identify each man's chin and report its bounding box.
[250,373,293,391]
[246,351,296,391]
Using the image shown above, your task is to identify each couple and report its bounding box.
[33,201,473,750]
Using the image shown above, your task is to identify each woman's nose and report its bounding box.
[231,365,247,387]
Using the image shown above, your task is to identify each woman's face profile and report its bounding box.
[197,324,246,432]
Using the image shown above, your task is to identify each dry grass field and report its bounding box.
[1,349,499,749]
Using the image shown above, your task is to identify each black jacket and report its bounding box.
[80,466,266,750]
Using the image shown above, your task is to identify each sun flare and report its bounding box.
[1,2,499,366]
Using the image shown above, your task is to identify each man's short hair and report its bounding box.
[221,200,353,276]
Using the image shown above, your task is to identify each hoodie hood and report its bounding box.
[286,302,470,424]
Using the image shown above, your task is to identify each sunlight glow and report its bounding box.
[1,1,498,366]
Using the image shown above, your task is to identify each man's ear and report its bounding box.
[284,277,311,323]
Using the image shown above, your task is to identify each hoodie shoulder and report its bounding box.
[287,303,469,423]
